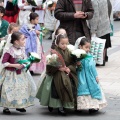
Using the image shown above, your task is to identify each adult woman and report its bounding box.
[88,0,112,66]
[54,0,94,45]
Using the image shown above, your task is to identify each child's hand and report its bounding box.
[14,64,24,69]
[96,77,99,83]
[36,30,40,35]
[65,67,70,74]
[76,61,81,66]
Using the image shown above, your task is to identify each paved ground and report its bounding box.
[0,21,120,120]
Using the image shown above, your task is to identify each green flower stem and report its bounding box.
[17,54,40,71]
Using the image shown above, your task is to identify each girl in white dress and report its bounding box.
[18,0,32,25]
[0,32,36,114]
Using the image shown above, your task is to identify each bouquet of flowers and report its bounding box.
[17,52,40,71]
[46,49,72,75]
[71,49,87,71]
[67,44,75,53]
[46,49,65,67]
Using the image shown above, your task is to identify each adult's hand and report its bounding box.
[74,11,87,19]
[80,12,88,19]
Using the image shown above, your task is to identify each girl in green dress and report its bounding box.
[36,33,78,115]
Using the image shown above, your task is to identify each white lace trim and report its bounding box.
[6,46,26,59]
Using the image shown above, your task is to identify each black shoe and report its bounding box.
[96,60,105,66]
[16,108,26,112]
[74,110,82,113]
[114,18,120,21]
[30,71,34,75]
[96,64,100,66]
[3,108,11,115]
[89,109,99,114]
[48,106,53,112]
[105,56,108,62]
[58,108,67,116]
[102,60,105,66]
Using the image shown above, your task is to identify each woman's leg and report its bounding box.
[103,48,106,66]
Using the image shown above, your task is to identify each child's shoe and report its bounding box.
[3,108,11,115]
[89,109,99,114]
[16,108,26,112]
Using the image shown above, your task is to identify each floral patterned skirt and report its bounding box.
[0,69,36,108]
[77,90,107,110]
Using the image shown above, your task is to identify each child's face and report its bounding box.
[79,42,91,53]
[58,29,66,35]
[58,38,69,50]
[0,12,3,18]
[15,35,26,47]
[33,17,39,25]
[10,27,19,34]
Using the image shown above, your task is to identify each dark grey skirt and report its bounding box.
[100,33,111,48]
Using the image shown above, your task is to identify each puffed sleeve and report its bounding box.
[2,52,10,67]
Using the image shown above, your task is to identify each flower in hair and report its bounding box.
[54,33,65,46]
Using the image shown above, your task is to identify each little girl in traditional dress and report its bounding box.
[0,32,36,114]
[36,34,78,116]
[2,23,20,53]
[0,23,19,59]
[0,6,9,40]
[51,28,66,49]
[3,0,19,23]
[75,37,107,114]
[18,0,32,25]
[20,12,43,74]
